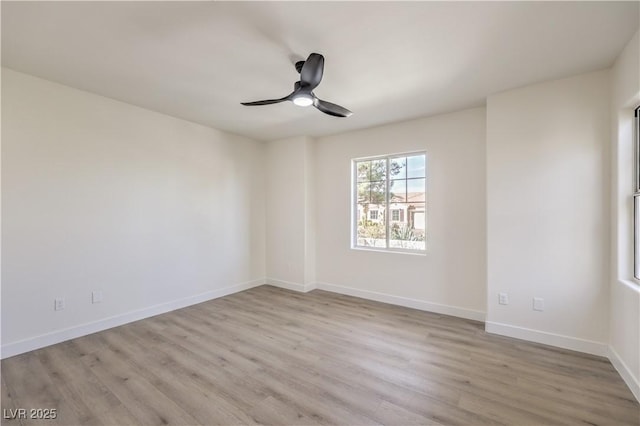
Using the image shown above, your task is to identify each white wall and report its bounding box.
[610,30,640,400]
[314,108,487,320]
[265,136,316,291]
[485,70,611,355]
[1,68,266,356]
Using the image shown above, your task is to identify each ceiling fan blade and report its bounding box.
[313,96,352,118]
[300,53,324,90]
[241,94,292,106]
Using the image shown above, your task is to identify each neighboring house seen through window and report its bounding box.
[353,152,426,251]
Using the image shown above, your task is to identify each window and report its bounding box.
[353,152,426,251]
[635,107,640,280]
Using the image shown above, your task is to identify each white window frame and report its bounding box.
[351,151,427,254]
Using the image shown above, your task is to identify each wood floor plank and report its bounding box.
[36,343,139,426]
[2,285,638,425]
[1,351,81,425]
[248,395,325,426]
[101,328,260,425]
[80,347,199,425]
[1,374,25,426]
[374,399,444,426]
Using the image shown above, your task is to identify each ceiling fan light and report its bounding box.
[292,94,313,107]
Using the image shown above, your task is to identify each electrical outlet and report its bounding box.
[92,291,103,304]
[533,297,545,311]
[498,292,509,305]
[54,298,65,311]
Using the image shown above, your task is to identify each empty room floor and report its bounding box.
[2,285,638,425]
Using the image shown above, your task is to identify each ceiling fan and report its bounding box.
[241,53,352,118]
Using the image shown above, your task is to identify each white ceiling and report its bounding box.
[2,2,638,141]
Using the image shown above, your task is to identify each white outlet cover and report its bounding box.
[498,292,509,305]
[92,291,103,303]
[54,298,65,311]
[533,297,545,311]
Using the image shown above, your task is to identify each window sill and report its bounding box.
[351,246,427,256]
[618,279,640,293]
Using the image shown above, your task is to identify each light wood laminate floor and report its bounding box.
[2,285,639,425]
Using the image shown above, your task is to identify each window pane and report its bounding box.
[635,108,640,282]
[407,178,425,203]
[370,159,386,182]
[389,179,407,202]
[356,203,387,248]
[633,195,640,279]
[390,157,407,179]
[390,202,426,250]
[636,107,640,192]
[357,161,370,182]
[369,180,387,205]
[357,183,370,203]
[407,155,426,178]
[412,204,426,231]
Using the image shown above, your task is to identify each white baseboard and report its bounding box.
[1,278,266,359]
[608,345,640,402]
[485,321,608,357]
[315,281,485,322]
[265,278,317,293]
